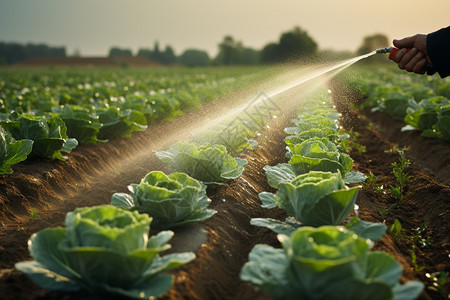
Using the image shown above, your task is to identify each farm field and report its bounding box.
[0,64,449,300]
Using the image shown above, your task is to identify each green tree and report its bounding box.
[357,33,389,54]
[180,49,210,67]
[261,26,318,63]
[215,35,241,65]
[160,46,176,65]
[137,48,152,60]
[150,42,162,62]
[137,43,176,65]
[261,42,279,64]
[214,35,260,65]
[277,26,318,61]
[240,47,260,65]
[109,47,133,57]
[357,33,389,63]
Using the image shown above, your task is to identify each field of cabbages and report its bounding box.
[0,65,448,300]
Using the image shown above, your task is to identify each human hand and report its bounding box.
[392,34,431,74]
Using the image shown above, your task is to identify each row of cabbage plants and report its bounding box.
[14,152,230,298]
[13,81,276,298]
[342,66,450,140]
[0,67,273,174]
[239,89,425,300]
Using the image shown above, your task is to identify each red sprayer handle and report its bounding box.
[388,47,399,60]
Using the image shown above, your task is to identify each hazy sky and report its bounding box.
[0,0,449,57]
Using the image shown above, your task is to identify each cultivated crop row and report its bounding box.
[3,66,435,299]
[342,66,450,140]
[239,89,424,300]
[12,78,279,298]
[0,67,276,174]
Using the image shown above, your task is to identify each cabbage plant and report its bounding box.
[96,107,147,140]
[286,137,353,176]
[112,171,216,229]
[260,171,358,227]
[254,170,385,240]
[15,205,195,299]
[0,111,78,160]
[155,142,247,184]
[51,105,103,143]
[240,226,424,300]
[284,113,340,143]
[0,126,33,174]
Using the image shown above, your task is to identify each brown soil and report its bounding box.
[0,81,449,300]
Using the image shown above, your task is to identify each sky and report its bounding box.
[0,0,449,57]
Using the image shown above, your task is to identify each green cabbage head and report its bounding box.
[286,137,353,175]
[240,226,424,300]
[15,205,195,299]
[275,171,359,226]
[155,142,247,184]
[112,171,217,229]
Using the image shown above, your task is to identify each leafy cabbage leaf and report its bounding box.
[15,205,195,299]
[96,107,147,140]
[52,105,103,143]
[0,112,77,160]
[111,171,216,229]
[286,137,353,176]
[0,126,33,174]
[240,226,423,300]
[268,171,358,227]
[155,142,247,184]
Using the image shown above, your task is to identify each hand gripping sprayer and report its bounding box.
[376,46,436,75]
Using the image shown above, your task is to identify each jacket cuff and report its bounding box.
[427,26,450,78]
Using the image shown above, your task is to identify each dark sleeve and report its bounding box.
[427,26,450,78]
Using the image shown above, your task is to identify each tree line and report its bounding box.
[114,26,320,66]
[0,42,66,65]
[0,27,389,66]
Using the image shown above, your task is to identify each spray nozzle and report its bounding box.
[375,47,394,54]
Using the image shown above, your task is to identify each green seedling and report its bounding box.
[31,208,37,219]
[339,128,366,154]
[410,246,424,273]
[413,222,434,248]
[385,144,409,154]
[426,272,449,298]
[390,219,407,241]
[389,149,412,202]
[363,172,386,194]
[367,122,375,130]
